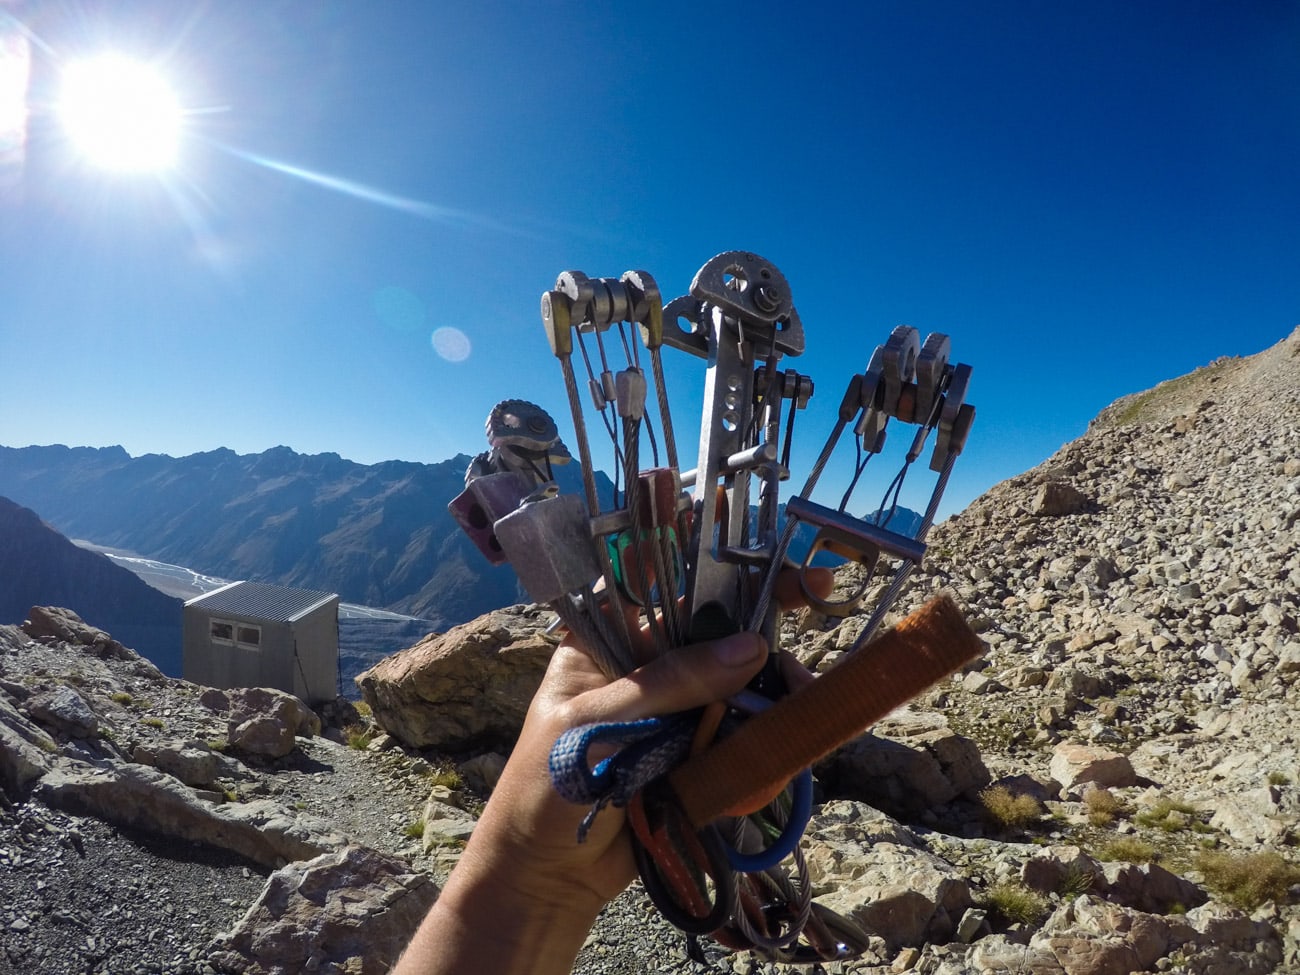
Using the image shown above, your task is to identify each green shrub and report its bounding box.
[110,691,133,705]
[1137,797,1207,833]
[404,819,426,840]
[980,785,1042,830]
[140,716,165,730]
[1095,837,1156,864]
[1267,771,1290,786]
[1196,851,1300,910]
[427,767,464,790]
[345,724,373,750]
[984,883,1049,926]
[1058,864,1097,897]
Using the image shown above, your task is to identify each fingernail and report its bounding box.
[712,632,764,667]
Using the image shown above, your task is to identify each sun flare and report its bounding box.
[59,55,182,172]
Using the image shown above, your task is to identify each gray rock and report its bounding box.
[420,796,477,849]
[1021,845,1102,896]
[823,725,989,817]
[201,686,320,759]
[458,751,507,792]
[0,703,55,791]
[1032,481,1090,517]
[133,741,237,788]
[26,686,100,739]
[21,607,136,662]
[1098,861,1206,914]
[804,802,972,949]
[209,845,438,975]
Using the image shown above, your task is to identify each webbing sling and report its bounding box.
[666,594,983,828]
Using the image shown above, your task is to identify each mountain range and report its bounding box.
[0,444,523,627]
[0,442,920,633]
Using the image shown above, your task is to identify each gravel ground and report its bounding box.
[0,798,268,975]
[578,887,737,975]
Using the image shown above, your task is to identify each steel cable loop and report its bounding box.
[552,597,624,680]
[649,528,684,649]
[577,583,634,676]
[722,768,813,873]
[852,451,957,650]
[746,517,801,632]
[722,782,818,958]
[649,349,678,469]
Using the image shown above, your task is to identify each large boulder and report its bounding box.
[133,740,243,789]
[1030,895,1283,975]
[1099,861,1206,915]
[1049,741,1137,793]
[201,686,321,759]
[26,685,100,739]
[803,800,973,950]
[209,845,438,975]
[1031,480,1090,517]
[356,607,554,751]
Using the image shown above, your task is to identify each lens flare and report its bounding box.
[432,327,471,362]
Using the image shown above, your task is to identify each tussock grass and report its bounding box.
[345,724,373,750]
[984,883,1049,926]
[426,767,464,790]
[1058,864,1097,897]
[1084,788,1127,827]
[1095,837,1156,864]
[1196,851,1300,910]
[980,785,1042,830]
[1136,797,1208,833]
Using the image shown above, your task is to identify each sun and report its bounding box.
[58,55,183,172]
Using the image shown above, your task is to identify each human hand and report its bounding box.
[393,568,831,974]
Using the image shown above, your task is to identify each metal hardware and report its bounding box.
[447,252,975,963]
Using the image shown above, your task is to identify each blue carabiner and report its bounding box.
[722,767,814,873]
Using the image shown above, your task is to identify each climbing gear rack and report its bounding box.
[449,251,981,962]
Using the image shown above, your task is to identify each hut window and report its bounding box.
[211,620,234,644]
[236,625,261,650]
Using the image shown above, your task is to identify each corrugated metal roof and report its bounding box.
[185,581,338,623]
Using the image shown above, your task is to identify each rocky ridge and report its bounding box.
[1,327,1298,974]
[0,610,444,975]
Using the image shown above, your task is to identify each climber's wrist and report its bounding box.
[393,829,602,974]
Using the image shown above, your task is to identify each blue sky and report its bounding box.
[1,0,1297,520]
